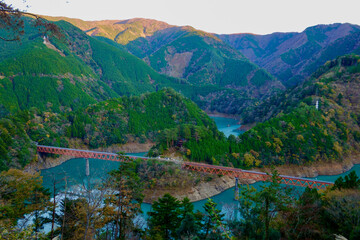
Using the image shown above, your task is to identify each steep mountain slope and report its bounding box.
[42,16,284,115]
[242,54,360,123]
[146,27,268,86]
[0,18,181,114]
[220,23,360,87]
[0,19,107,113]
[57,17,279,88]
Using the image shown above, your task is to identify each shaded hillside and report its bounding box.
[46,20,185,98]
[0,89,218,171]
[242,55,360,124]
[43,17,284,115]
[231,55,360,166]
[220,23,360,87]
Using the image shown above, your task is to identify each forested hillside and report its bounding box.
[0,89,218,171]
[0,17,184,114]
[0,19,103,113]
[152,55,360,168]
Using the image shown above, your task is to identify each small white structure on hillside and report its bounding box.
[43,35,49,43]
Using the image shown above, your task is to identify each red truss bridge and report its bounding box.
[183,162,333,190]
[36,145,141,161]
[37,145,333,190]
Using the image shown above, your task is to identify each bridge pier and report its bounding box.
[234,177,239,200]
[86,158,90,176]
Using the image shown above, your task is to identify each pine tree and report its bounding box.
[106,160,144,239]
[148,193,181,239]
[202,198,226,239]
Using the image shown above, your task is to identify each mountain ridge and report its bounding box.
[219,23,360,87]
[44,16,360,90]
[42,15,283,115]
[43,16,175,45]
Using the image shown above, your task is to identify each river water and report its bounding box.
[40,116,360,218]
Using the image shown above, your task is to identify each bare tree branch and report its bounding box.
[0,0,63,41]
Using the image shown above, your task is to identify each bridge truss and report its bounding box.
[183,162,333,190]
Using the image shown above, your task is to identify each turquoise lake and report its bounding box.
[40,116,360,218]
[210,116,242,137]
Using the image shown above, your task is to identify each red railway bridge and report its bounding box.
[37,145,333,190]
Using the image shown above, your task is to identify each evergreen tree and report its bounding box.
[176,197,202,239]
[202,198,226,239]
[229,168,293,240]
[332,171,360,190]
[179,197,194,220]
[106,160,144,239]
[148,193,181,239]
[176,213,201,240]
[254,169,292,240]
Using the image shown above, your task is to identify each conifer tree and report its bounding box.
[202,198,226,239]
[148,193,181,239]
[106,160,144,239]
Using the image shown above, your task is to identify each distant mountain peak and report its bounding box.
[220,23,360,87]
[115,17,173,27]
[43,15,175,44]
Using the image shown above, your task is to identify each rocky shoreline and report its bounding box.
[155,154,360,203]
[263,154,360,178]
[143,175,256,203]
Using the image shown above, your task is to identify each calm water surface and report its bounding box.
[210,116,242,137]
[40,116,360,217]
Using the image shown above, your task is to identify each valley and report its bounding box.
[1,4,360,239]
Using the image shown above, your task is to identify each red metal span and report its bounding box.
[36,145,140,162]
[182,162,333,190]
[37,145,334,190]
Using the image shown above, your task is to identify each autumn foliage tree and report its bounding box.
[0,169,50,230]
